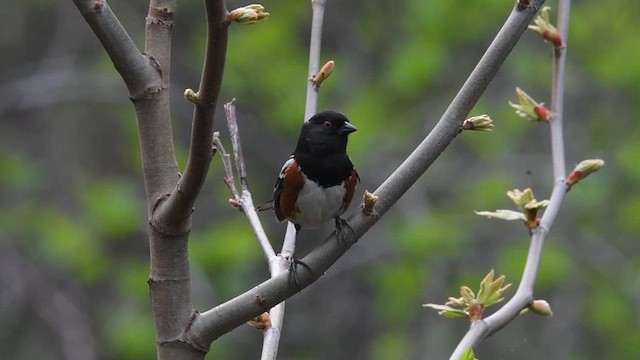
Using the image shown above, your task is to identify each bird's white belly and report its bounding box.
[292,180,346,228]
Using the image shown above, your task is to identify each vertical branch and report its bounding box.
[549,1,570,181]
[138,0,181,212]
[155,0,229,227]
[215,102,276,260]
[303,0,327,121]
[225,100,249,189]
[261,1,329,358]
[281,0,328,258]
[449,1,573,359]
[141,1,201,359]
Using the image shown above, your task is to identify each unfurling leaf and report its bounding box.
[509,87,551,122]
[422,304,468,318]
[478,188,548,230]
[528,6,563,48]
[424,270,511,322]
[474,209,526,221]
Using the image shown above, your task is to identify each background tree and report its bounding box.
[1,0,638,359]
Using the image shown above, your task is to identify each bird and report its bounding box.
[273,110,359,285]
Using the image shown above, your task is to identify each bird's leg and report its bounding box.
[288,257,314,292]
[334,217,354,246]
[286,225,316,291]
[255,199,274,212]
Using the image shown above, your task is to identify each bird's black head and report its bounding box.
[295,110,356,156]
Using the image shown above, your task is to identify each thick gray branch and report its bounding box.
[188,0,545,345]
[71,0,161,98]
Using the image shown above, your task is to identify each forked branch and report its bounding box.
[449,1,572,358]
[155,0,229,228]
[187,0,546,345]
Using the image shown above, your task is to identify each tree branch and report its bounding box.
[71,0,161,98]
[155,0,229,229]
[280,0,329,258]
[550,0,571,181]
[214,101,277,261]
[303,0,327,121]
[187,0,545,345]
[449,1,575,358]
[262,1,329,357]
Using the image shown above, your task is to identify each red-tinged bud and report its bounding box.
[313,60,335,87]
[542,28,564,48]
[523,198,549,230]
[468,302,484,322]
[534,105,551,121]
[229,198,239,208]
[566,171,582,186]
[528,7,564,49]
[510,87,550,122]
[566,159,605,186]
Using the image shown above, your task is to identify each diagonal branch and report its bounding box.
[155,0,229,228]
[186,0,546,346]
[71,0,161,98]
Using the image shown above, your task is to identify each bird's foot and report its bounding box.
[334,217,354,247]
[283,254,315,292]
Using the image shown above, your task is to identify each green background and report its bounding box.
[1,0,638,359]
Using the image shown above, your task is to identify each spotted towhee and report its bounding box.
[274,110,360,243]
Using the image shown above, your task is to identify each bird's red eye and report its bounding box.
[323,121,332,128]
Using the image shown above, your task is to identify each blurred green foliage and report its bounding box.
[1,0,639,359]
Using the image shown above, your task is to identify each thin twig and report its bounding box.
[156,0,229,228]
[212,134,240,200]
[550,0,571,181]
[187,0,546,347]
[303,0,327,121]
[262,1,329,358]
[281,0,329,258]
[449,1,571,358]
[216,103,276,260]
[241,194,276,260]
[225,99,249,190]
[217,100,282,357]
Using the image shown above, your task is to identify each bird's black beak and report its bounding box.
[341,121,357,134]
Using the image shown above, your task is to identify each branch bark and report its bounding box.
[74,0,228,358]
[75,0,552,356]
[154,0,229,229]
[187,0,546,345]
[263,1,329,357]
[71,0,161,99]
[449,1,573,358]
